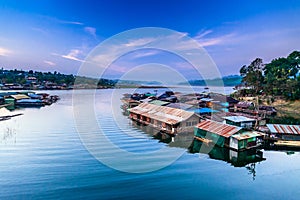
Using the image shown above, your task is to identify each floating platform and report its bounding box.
[274,140,300,148]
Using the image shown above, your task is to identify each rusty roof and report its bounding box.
[128,103,196,125]
[196,120,241,138]
[267,124,300,134]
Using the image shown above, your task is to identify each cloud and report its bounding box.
[61,49,84,62]
[0,47,12,56]
[84,26,97,38]
[194,31,235,47]
[44,60,56,66]
[84,31,223,80]
[194,29,213,39]
[59,19,84,25]
[130,50,161,59]
[125,38,157,47]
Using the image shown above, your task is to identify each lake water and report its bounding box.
[1,88,300,199]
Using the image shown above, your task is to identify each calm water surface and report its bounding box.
[1,88,300,199]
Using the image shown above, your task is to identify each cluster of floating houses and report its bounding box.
[122,90,300,152]
[0,91,59,121]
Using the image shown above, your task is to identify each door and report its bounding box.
[230,137,238,150]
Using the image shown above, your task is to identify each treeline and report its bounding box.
[239,51,300,100]
[0,69,75,85]
[0,68,117,88]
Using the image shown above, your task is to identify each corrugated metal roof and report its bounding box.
[129,103,196,125]
[267,124,300,134]
[166,103,193,110]
[149,100,170,106]
[231,131,262,140]
[223,116,255,122]
[237,101,253,108]
[9,94,30,100]
[200,98,213,102]
[196,120,241,138]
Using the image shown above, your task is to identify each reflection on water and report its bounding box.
[189,140,265,167]
[1,89,300,199]
[1,127,16,143]
[130,114,266,178]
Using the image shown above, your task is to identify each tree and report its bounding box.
[265,51,300,99]
[239,58,264,95]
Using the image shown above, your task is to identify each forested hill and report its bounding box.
[179,75,242,86]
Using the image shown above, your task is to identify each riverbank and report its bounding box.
[267,100,300,124]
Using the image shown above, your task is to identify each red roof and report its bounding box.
[196,120,241,138]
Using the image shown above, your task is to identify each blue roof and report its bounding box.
[17,99,43,103]
[192,108,219,114]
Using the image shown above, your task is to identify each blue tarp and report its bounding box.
[191,108,219,114]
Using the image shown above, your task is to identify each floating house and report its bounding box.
[0,107,22,121]
[235,101,254,111]
[266,124,300,141]
[199,98,214,107]
[15,99,44,107]
[223,116,256,129]
[194,120,263,151]
[129,103,200,134]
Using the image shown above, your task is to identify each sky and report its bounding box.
[0,0,300,82]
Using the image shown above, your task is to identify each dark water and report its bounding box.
[1,89,300,199]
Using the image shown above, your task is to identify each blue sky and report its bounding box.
[0,0,300,81]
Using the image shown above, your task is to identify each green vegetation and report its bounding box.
[0,69,75,85]
[0,68,117,89]
[239,51,300,100]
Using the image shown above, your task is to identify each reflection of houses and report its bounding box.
[189,139,265,167]
[267,124,300,141]
[129,103,200,134]
[194,120,263,151]
[223,116,256,129]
